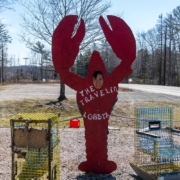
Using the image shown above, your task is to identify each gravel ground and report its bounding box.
[0,84,67,101]
[0,83,180,180]
[0,128,11,179]
[0,127,139,180]
[60,128,140,180]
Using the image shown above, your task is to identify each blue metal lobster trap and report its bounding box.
[130,106,180,180]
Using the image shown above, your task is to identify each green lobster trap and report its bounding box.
[130,106,180,180]
[10,113,60,180]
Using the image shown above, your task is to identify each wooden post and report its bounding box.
[48,119,51,179]
[10,120,14,180]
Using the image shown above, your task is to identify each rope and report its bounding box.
[59,114,136,122]
[60,116,82,122]
[0,115,179,127]
[24,119,31,133]
[24,119,31,148]
[111,114,135,119]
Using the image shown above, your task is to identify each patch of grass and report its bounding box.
[0,85,5,91]
[0,120,10,126]
[0,98,180,128]
[0,98,81,127]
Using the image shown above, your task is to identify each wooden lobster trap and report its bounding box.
[10,113,60,180]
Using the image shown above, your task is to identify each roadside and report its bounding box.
[1,83,180,102]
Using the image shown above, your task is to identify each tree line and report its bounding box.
[133,7,180,86]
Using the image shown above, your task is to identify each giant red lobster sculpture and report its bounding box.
[52,15,136,174]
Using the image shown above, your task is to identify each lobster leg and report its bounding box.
[78,121,117,174]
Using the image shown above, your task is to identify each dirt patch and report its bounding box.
[118,87,133,92]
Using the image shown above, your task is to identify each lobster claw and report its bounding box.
[99,15,136,66]
[52,15,85,73]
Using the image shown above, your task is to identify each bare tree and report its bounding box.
[0,0,16,12]
[0,22,12,84]
[18,0,111,101]
[18,0,111,47]
[156,14,164,85]
[138,29,159,82]
[31,41,50,80]
[172,6,180,86]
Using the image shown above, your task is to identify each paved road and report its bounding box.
[119,84,180,97]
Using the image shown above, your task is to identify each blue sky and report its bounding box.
[110,0,180,33]
[1,0,180,65]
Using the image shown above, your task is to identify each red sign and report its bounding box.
[52,15,136,174]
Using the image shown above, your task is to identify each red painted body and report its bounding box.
[52,15,136,174]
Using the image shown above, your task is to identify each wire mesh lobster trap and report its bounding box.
[10,113,60,180]
[130,106,180,180]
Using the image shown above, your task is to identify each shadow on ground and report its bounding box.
[76,172,141,179]
[76,173,116,180]
[128,173,142,180]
